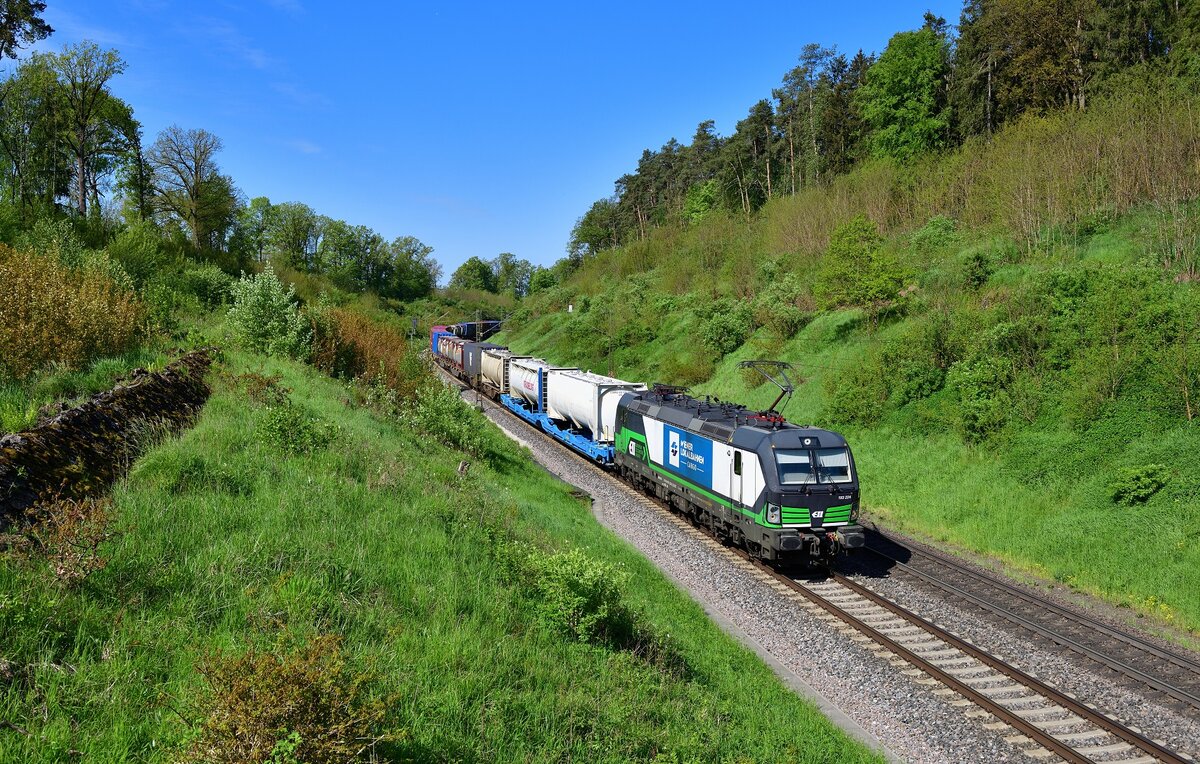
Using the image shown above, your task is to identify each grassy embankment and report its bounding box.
[498,84,1200,638]
[1,317,881,762]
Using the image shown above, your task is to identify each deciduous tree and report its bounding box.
[49,42,129,217]
[147,125,238,254]
[448,256,497,293]
[857,24,951,160]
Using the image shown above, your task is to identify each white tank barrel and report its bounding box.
[481,349,529,391]
[481,349,507,389]
[446,338,464,366]
[509,357,548,407]
[546,370,646,442]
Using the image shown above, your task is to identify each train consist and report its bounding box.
[431,321,865,566]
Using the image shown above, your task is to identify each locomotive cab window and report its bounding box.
[733,451,742,476]
[775,449,816,485]
[816,448,853,483]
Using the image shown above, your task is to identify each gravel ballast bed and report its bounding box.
[462,389,1047,764]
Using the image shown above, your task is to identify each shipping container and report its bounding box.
[545,370,646,442]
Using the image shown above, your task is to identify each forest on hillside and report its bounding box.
[555,1,1200,271]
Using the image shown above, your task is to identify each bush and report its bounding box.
[259,400,338,455]
[15,218,87,268]
[522,548,632,644]
[958,248,995,291]
[19,498,116,587]
[181,265,235,309]
[815,215,907,324]
[180,634,396,764]
[753,273,815,340]
[824,362,890,426]
[697,298,755,356]
[107,222,170,288]
[400,383,488,458]
[228,271,311,359]
[0,245,144,380]
[910,215,959,256]
[310,308,429,402]
[946,356,1012,442]
[1109,464,1169,505]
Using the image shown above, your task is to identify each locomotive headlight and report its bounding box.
[767,503,781,524]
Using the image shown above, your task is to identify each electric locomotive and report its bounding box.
[613,385,864,565]
[429,324,864,566]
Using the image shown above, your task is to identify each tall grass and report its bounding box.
[0,244,144,380]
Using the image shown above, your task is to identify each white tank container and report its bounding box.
[545,370,646,442]
[480,349,507,389]
[508,357,549,407]
[439,335,460,367]
[481,349,529,391]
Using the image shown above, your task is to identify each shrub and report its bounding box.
[107,222,170,287]
[1109,464,1169,505]
[180,634,396,764]
[310,308,429,402]
[15,218,87,268]
[228,271,311,359]
[910,215,959,255]
[181,265,235,309]
[697,298,755,356]
[946,356,1012,442]
[958,248,994,291]
[259,400,338,456]
[20,498,116,587]
[815,215,907,324]
[0,245,144,380]
[522,548,632,644]
[824,362,890,426]
[753,273,815,340]
[400,383,488,458]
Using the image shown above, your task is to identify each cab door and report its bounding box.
[731,450,744,508]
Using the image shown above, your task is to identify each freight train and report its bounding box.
[430,321,864,566]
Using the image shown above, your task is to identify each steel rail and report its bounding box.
[820,569,1192,764]
[863,540,1200,711]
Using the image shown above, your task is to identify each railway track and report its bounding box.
[441,367,1196,763]
[856,532,1200,716]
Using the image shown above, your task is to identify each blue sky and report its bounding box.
[29,1,963,278]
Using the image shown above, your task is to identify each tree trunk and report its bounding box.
[788,119,796,195]
[75,142,87,216]
[763,124,772,199]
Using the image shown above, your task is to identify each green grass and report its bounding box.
[0,346,171,434]
[0,345,881,763]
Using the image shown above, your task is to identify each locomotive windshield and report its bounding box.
[815,448,853,483]
[775,447,853,485]
[776,449,815,484]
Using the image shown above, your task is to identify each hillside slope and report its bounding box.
[500,200,1200,638]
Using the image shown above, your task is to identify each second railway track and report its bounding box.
[856,532,1200,715]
